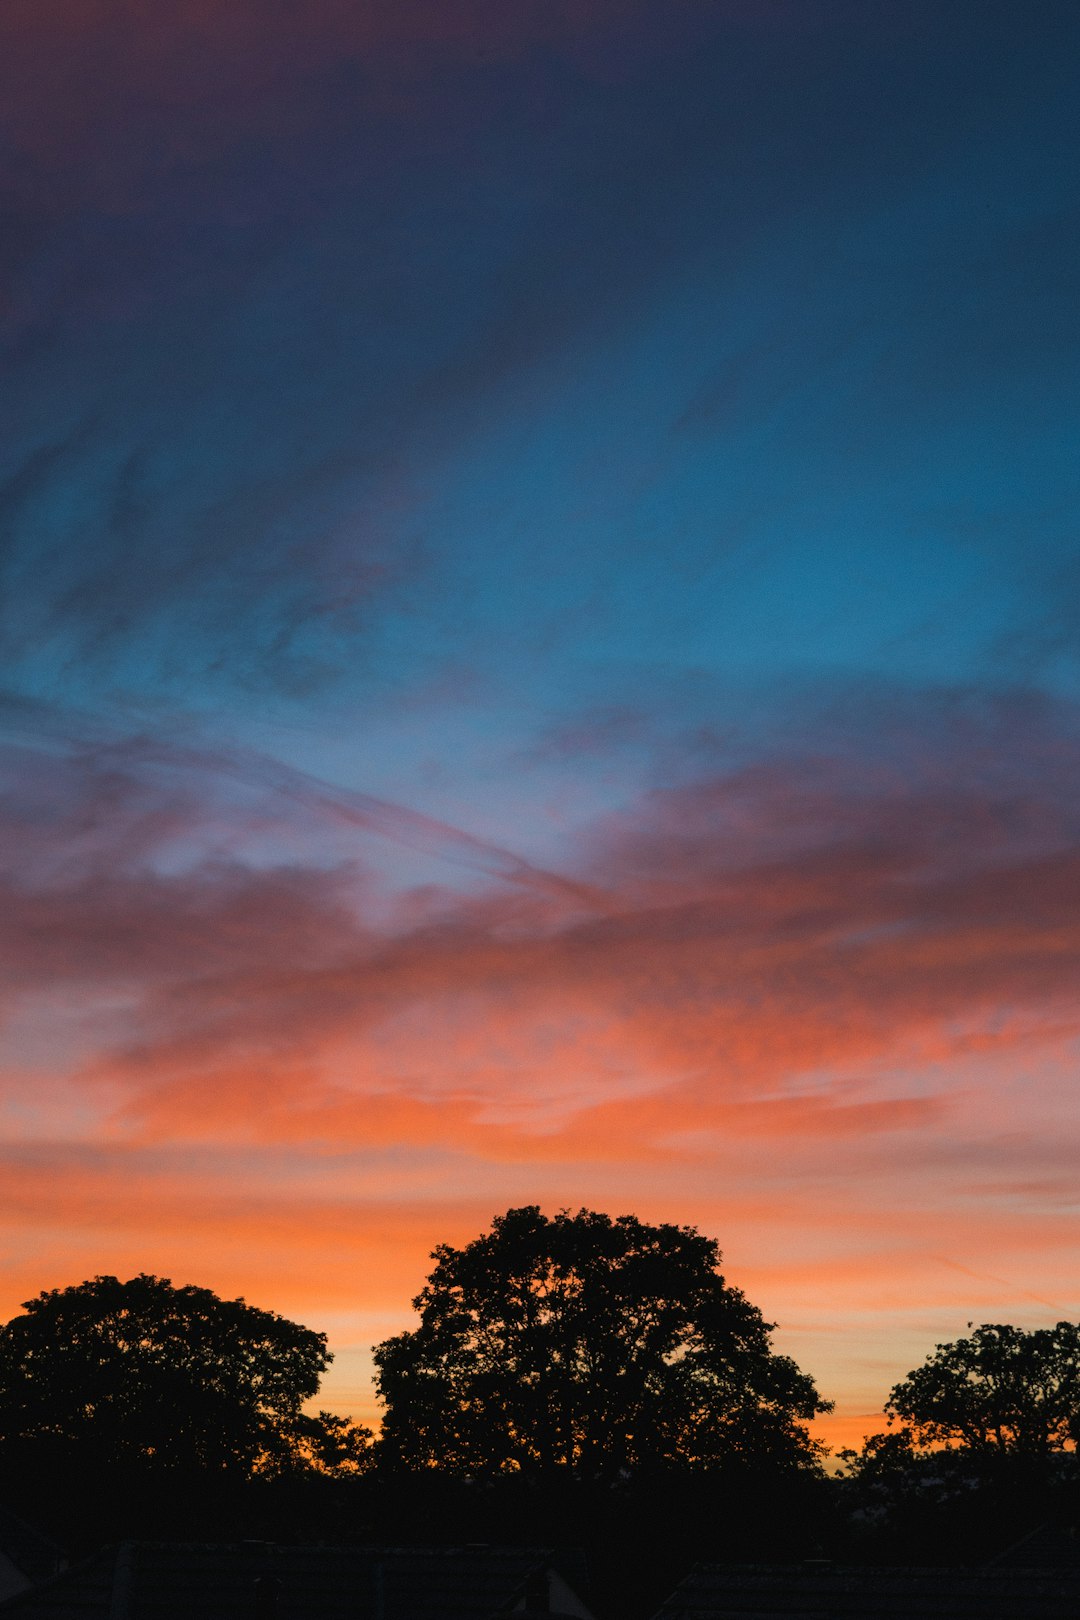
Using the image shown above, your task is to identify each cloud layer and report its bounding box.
[3,688,1079,1437]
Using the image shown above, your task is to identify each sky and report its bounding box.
[2,0,1079,1453]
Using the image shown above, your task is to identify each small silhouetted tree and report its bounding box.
[885,1321,1080,1458]
[838,1323,1080,1564]
[373,1206,830,1479]
[0,1273,372,1481]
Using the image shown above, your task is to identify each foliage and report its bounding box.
[373,1205,830,1479]
[835,1324,1080,1565]
[884,1321,1080,1457]
[274,1408,376,1477]
[0,1273,372,1479]
[838,1425,919,1478]
[836,1426,976,1520]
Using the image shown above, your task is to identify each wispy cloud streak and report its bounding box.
[0,693,602,904]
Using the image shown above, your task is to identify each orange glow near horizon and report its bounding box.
[4,716,1080,1459]
[2,984,1078,1460]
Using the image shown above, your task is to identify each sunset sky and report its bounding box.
[2,0,1079,1452]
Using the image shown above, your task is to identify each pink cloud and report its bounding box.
[5,699,1080,1162]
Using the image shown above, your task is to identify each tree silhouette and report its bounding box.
[0,1273,372,1480]
[374,1206,830,1479]
[837,1325,1080,1567]
[884,1321,1080,1457]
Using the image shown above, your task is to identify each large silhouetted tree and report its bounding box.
[0,1273,372,1480]
[373,1206,830,1478]
[884,1321,1080,1457]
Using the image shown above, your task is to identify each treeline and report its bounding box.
[1,1207,1078,1618]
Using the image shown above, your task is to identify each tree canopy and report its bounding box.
[373,1205,830,1479]
[0,1273,371,1479]
[884,1321,1080,1458]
